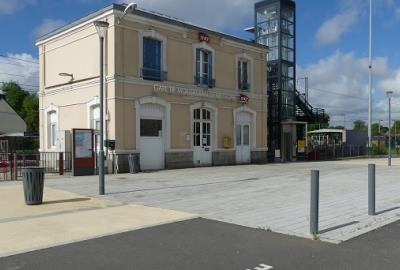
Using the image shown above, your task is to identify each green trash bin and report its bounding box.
[22,167,45,205]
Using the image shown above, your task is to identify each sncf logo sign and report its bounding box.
[240,94,250,104]
[199,32,210,43]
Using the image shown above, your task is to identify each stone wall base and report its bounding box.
[165,151,194,169]
[251,151,268,164]
[212,150,236,166]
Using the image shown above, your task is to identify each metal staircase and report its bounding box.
[295,89,329,124]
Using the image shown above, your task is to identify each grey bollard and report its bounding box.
[21,167,45,205]
[368,164,376,216]
[310,170,319,236]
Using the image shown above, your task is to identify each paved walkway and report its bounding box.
[0,184,196,257]
[44,158,400,243]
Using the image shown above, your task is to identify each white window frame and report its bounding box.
[44,104,59,150]
[87,97,101,150]
[235,53,254,92]
[196,49,211,84]
[190,102,218,150]
[138,30,167,78]
[193,43,215,85]
[233,106,257,150]
[238,59,250,91]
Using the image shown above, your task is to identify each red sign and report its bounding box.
[199,32,210,43]
[0,161,9,173]
[239,94,250,104]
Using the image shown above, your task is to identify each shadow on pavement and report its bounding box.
[42,198,91,205]
[319,221,359,234]
[376,206,400,215]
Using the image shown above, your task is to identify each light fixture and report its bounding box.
[58,72,74,82]
[118,3,138,24]
[94,20,109,39]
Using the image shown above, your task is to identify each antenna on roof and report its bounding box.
[118,3,138,24]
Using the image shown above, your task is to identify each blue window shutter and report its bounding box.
[143,38,162,80]
[196,49,201,83]
[208,52,213,86]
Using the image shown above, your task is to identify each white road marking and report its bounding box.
[245,263,274,270]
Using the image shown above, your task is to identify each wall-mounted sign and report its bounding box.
[239,94,250,104]
[298,140,305,153]
[199,32,210,43]
[154,84,236,101]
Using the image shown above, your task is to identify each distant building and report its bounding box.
[0,90,26,135]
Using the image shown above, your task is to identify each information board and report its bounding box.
[72,129,95,176]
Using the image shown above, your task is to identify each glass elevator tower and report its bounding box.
[254,0,296,161]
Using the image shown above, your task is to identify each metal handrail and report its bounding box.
[239,82,251,91]
[194,75,216,88]
[140,68,167,81]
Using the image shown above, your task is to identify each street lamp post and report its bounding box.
[387,91,393,166]
[378,119,382,151]
[393,120,397,153]
[94,20,109,195]
[368,0,373,149]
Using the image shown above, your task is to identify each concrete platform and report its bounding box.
[44,158,400,244]
[0,184,197,257]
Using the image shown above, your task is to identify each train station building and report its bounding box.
[36,4,269,171]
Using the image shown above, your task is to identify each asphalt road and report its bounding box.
[1,218,400,270]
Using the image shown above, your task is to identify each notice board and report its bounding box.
[72,128,95,176]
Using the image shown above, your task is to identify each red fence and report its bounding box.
[0,152,72,181]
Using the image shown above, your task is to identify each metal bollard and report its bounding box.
[310,170,319,236]
[368,164,376,216]
[59,152,64,176]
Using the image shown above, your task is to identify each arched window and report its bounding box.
[47,111,57,148]
[236,53,254,92]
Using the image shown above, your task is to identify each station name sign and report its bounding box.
[154,84,236,101]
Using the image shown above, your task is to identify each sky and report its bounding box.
[1,0,400,128]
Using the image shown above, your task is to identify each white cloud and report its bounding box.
[379,69,400,94]
[121,0,258,31]
[0,0,35,15]
[33,19,66,39]
[315,10,359,45]
[315,0,368,46]
[0,53,39,93]
[396,7,400,18]
[297,51,395,127]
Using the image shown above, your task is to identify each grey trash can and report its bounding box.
[22,167,45,205]
[128,154,140,173]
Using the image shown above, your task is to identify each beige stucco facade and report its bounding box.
[37,5,268,171]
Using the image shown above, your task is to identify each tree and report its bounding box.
[1,81,39,132]
[22,94,39,132]
[353,120,367,131]
[391,121,400,135]
[308,123,329,132]
[1,81,28,117]
[371,123,384,136]
[332,126,345,130]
